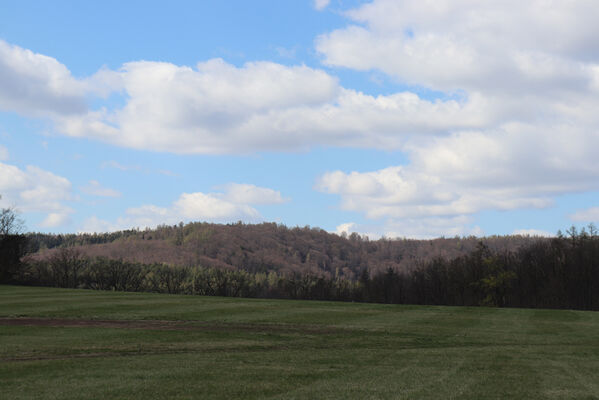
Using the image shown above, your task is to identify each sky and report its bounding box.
[1,0,598,238]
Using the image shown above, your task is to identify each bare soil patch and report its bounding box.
[0,317,196,330]
[0,317,344,334]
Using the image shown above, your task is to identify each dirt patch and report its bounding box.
[0,317,345,335]
[0,317,198,331]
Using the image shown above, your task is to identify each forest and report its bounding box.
[24,221,536,278]
[1,218,598,310]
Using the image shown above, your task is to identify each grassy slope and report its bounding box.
[1,285,598,399]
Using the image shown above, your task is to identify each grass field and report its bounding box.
[1,285,599,399]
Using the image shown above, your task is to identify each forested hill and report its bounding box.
[26,222,540,279]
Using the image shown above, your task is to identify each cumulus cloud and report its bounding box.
[0,39,119,119]
[316,0,599,95]
[0,39,487,154]
[315,123,598,237]
[79,183,287,232]
[316,122,599,236]
[3,0,599,238]
[56,59,342,153]
[58,71,486,153]
[80,180,121,198]
[309,0,599,236]
[0,161,72,228]
[570,207,599,222]
[0,40,87,117]
[314,0,599,143]
[172,192,260,221]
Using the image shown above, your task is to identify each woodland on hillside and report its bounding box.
[2,223,597,310]
[25,222,537,278]
[3,213,599,310]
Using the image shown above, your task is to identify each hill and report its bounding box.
[25,222,540,278]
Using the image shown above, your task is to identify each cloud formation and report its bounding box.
[317,124,599,218]
[0,39,119,119]
[335,222,357,236]
[2,0,599,237]
[0,40,87,117]
[0,40,486,154]
[316,0,599,95]
[80,183,287,232]
[0,161,72,228]
[56,59,487,154]
[312,0,599,236]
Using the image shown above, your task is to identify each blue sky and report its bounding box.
[1,0,598,238]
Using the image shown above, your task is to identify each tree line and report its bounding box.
[25,221,536,278]
[3,224,598,310]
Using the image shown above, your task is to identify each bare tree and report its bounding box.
[0,195,25,235]
[0,195,27,282]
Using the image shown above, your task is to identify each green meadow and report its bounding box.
[1,285,598,399]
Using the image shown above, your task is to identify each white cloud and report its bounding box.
[80,180,121,197]
[570,207,599,222]
[314,0,330,11]
[0,41,486,154]
[0,39,120,119]
[3,0,599,239]
[316,0,599,95]
[0,40,87,117]
[79,183,287,232]
[314,0,599,151]
[309,1,599,236]
[0,161,73,228]
[58,59,343,153]
[316,122,599,236]
[172,192,259,221]
[335,222,356,236]
[60,73,486,153]
[334,221,382,240]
